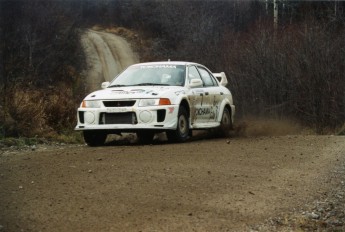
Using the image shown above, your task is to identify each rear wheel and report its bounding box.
[83,131,107,147]
[219,107,232,137]
[167,106,189,142]
[136,131,155,144]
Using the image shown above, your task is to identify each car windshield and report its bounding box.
[109,64,186,87]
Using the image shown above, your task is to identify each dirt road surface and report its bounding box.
[1,134,345,231]
[81,29,139,92]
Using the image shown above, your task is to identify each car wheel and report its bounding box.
[137,131,155,144]
[83,131,107,147]
[219,107,232,137]
[167,106,189,142]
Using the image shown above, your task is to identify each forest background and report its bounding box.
[1,0,345,142]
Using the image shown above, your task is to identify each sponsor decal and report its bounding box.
[131,89,146,93]
[211,96,219,120]
[195,106,218,118]
[106,108,128,113]
[175,90,185,96]
[195,107,211,116]
[112,89,145,94]
[140,65,176,69]
[210,106,217,119]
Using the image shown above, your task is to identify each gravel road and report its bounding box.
[81,29,139,92]
[1,135,345,231]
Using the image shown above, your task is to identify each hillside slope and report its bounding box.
[81,29,139,91]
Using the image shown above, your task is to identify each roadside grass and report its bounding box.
[1,81,85,146]
[0,131,84,149]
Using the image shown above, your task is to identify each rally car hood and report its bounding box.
[84,86,184,100]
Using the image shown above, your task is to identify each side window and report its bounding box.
[198,67,217,87]
[188,66,202,83]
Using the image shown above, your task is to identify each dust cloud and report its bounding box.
[233,117,306,137]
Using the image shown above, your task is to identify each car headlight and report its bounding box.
[138,98,171,107]
[139,99,159,107]
[81,100,102,108]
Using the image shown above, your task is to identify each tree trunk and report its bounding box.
[273,0,278,31]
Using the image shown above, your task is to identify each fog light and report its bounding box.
[139,111,152,123]
[84,112,95,124]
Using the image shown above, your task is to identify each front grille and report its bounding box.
[100,112,137,125]
[103,100,136,107]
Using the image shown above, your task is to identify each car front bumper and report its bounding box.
[75,105,179,131]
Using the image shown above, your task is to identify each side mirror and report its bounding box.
[101,82,110,89]
[189,79,203,88]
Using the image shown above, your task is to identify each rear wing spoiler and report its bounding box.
[213,72,228,86]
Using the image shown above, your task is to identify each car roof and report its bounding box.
[131,61,203,67]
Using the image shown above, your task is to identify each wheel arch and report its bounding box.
[179,98,190,117]
[218,101,234,128]
[178,98,193,137]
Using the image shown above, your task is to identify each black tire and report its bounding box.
[83,131,107,147]
[219,107,232,137]
[136,131,155,144]
[167,106,190,142]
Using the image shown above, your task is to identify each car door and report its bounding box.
[186,65,210,125]
[197,66,223,123]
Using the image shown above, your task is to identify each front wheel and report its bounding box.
[166,106,190,143]
[83,131,107,147]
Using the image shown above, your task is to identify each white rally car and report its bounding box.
[76,61,235,146]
